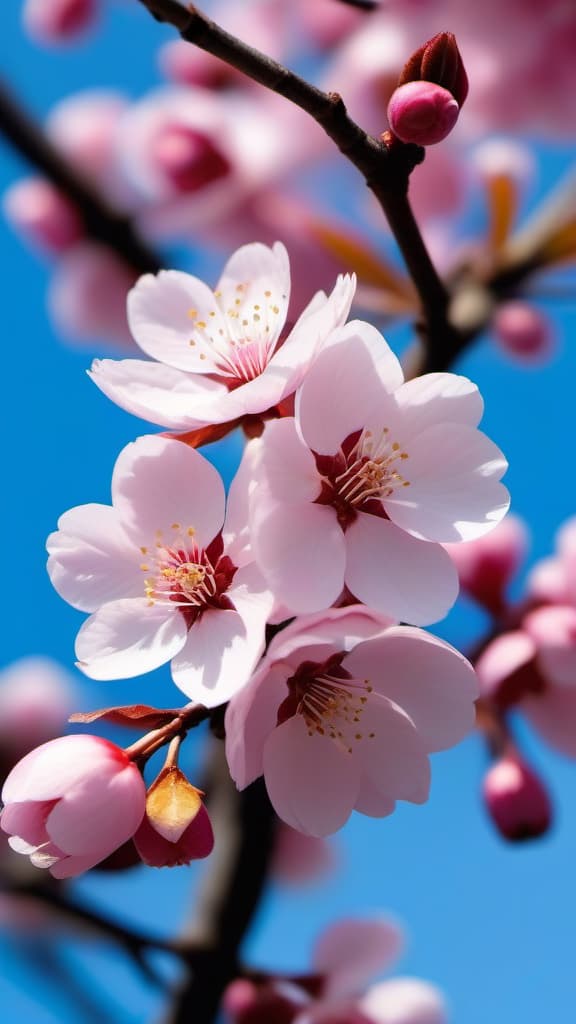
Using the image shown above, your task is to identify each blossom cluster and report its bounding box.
[2,241,509,875]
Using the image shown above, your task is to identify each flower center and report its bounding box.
[187,282,287,386]
[278,654,375,754]
[139,525,236,627]
[315,427,410,528]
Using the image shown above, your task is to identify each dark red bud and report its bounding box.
[483,755,552,842]
[398,31,468,107]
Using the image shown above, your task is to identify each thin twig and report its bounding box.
[0,80,161,275]
[135,0,459,356]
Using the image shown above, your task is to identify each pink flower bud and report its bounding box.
[159,40,237,89]
[23,0,96,44]
[492,302,554,364]
[224,980,309,1024]
[134,766,214,867]
[444,515,528,615]
[0,735,146,878]
[3,178,83,253]
[398,31,468,107]
[151,123,232,194]
[387,82,459,146]
[483,755,552,841]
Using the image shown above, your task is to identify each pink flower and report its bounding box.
[47,434,272,706]
[0,735,146,879]
[134,766,214,867]
[529,517,576,605]
[89,242,355,431]
[272,825,335,886]
[226,608,478,836]
[359,978,447,1024]
[245,322,508,623]
[444,514,528,616]
[387,82,460,146]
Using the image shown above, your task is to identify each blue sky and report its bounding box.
[1,4,576,1022]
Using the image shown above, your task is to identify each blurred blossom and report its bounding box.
[272,825,336,886]
[48,241,138,349]
[3,178,83,254]
[0,657,75,765]
[23,0,97,45]
[444,514,528,616]
[492,303,555,365]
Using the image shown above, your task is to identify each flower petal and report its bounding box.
[225,660,292,790]
[353,694,430,805]
[89,358,227,430]
[313,917,404,997]
[296,321,402,455]
[343,629,478,752]
[263,714,360,837]
[75,598,188,681]
[393,373,484,439]
[256,418,321,503]
[523,688,576,758]
[112,434,225,550]
[170,605,264,707]
[2,735,120,803]
[345,514,459,625]
[127,269,228,373]
[216,241,290,351]
[360,978,447,1024]
[253,502,346,614]
[46,763,146,856]
[47,503,141,613]
[385,423,509,542]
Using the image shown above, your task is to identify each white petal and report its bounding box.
[75,598,188,680]
[393,373,484,439]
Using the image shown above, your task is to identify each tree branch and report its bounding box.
[0,80,161,275]
[135,0,460,355]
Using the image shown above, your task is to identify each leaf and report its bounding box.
[69,705,179,730]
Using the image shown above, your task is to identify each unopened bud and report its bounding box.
[492,302,554,364]
[387,82,459,147]
[475,632,544,710]
[3,178,83,253]
[134,765,213,867]
[398,31,468,107]
[483,755,552,841]
[152,124,231,194]
[23,0,96,43]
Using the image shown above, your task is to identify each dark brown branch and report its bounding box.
[0,80,161,275]
[135,0,459,356]
[168,744,278,1024]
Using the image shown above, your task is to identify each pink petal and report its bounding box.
[296,321,402,455]
[354,777,396,818]
[264,606,395,666]
[89,358,226,431]
[49,853,109,879]
[353,694,430,805]
[360,978,447,1024]
[524,605,576,687]
[225,660,292,790]
[253,502,346,614]
[111,434,225,550]
[523,687,576,758]
[46,762,146,856]
[392,373,484,440]
[75,598,188,681]
[256,418,321,503]
[345,514,458,625]
[343,629,478,752]
[314,917,404,997]
[170,605,265,706]
[127,269,228,373]
[216,241,290,351]
[385,423,509,543]
[2,735,121,803]
[1,801,52,846]
[263,714,360,836]
[47,503,141,613]
[223,437,262,567]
